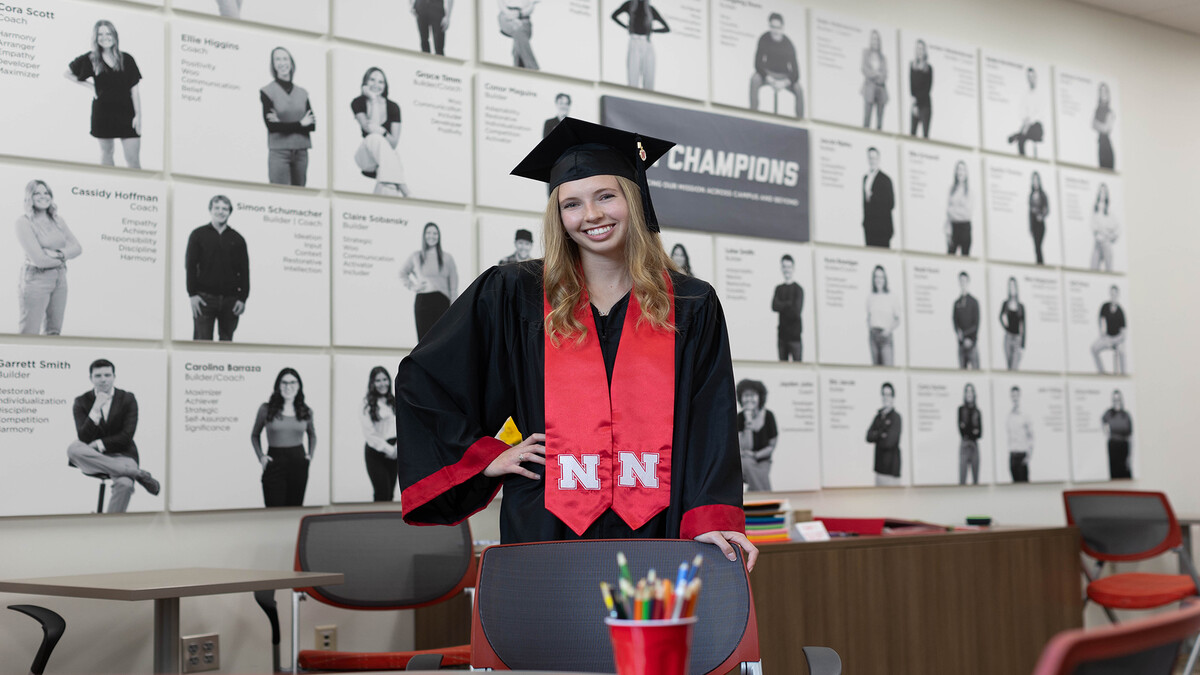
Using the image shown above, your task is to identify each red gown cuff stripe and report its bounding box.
[401,436,509,525]
[680,504,746,540]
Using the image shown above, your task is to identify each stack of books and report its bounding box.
[743,500,794,544]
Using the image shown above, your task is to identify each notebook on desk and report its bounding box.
[816,517,948,537]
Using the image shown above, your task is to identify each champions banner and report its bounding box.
[601,96,810,242]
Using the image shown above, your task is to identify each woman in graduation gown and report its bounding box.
[396,118,756,569]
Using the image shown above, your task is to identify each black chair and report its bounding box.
[8,604,66,675]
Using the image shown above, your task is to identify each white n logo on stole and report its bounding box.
[617,452,660,488]
[558,454,601,490]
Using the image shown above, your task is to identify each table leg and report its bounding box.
[154,597,180,674]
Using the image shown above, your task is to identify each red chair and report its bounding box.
[279,511,474,672]
[1032,601,1200,674]
[1063,490,1200,671]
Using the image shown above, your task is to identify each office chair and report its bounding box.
[8,604,66,675]
[280,511,474,672]
[1063,490,1200,672]
[1032,601,1200,674]
[471,539,839,674]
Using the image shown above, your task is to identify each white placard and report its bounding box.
[0,0,164,170]
[333,197,472,349]
[909,372,992,486]
[333,0,475,60]
[600,0,709,101]
[478,214,543,277]
[988,264,1065,374]
[731,366,820,493]
[1057,169,1126,273]
[0,346,166,517]
[795,520,830,541]
[990,374,1070,484]
[905,258,988,371]
[1055,68,1120,172]
[170,21,327,188]
[331,353,407,504]
[173,0,329,34]
[1068,378,1136,482]
[710,0,807,119]
[170,182,330,346]
[331,47,471,204]
[809,10,899,133]
[898,30,979,147]
[819,369,909,488]
[1063,273,1133,375]
[170,351,330,511]
[815,248,906,368]
[979,50,1054,160]
[984,156,1060,266]
[0,163,165,339]
[900,143,982,257]
[475,71,597,212]
[813,128,900,248]
[716,237,815,363]
[660,228,715,283]
[480,0,599,81]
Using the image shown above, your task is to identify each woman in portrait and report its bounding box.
[736,379,777,493]
[65,20,143,168]
[260,46,315,186]
[361,366,398,502]
[999,276,1026,371]
[866,264,900,366]
[957,383,982,486]
[612,0,670,91]
[251,368,317,507]
[351,67,410,197]
[909,39,932,138]
[860,29,888,130]
[1101,389,1132,480]
[669,243,692,276]
[1028,170,1050,265]
[497,0,539,70]
[1093,82,1115,170]
[15,180,82,335]
[1090,182,1119,272]
[945,160,971,255]
[400,222,458,341]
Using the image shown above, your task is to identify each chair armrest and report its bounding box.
[8,605,66,675]
[406,653,443,670]
[803,646,842,675]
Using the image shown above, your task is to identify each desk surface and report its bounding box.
[0,567,343,601]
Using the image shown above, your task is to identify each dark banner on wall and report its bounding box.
[601,96,810,242]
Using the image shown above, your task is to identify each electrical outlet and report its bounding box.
[315,625,337,651]
[181,633,219,673]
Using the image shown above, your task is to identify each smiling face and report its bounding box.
[557,174,630,262]
[867,148,880,172]
[30,182,52,212]
[769,17,784,41]
[1110,285,1120,303]
[959,273,970,294]
[872,266,886,292]
[1011,387,1021,410]
[96,24,116,50]
[870,29,881,51]
[554,95,571,118]
[915,40,927,61]
[278,373,300,402]
[740,388,760,412]
[209,199,232,227]
[955,161,968,183]
[671,245,687,269]
[964,384,976,405]
[366,69,387,96]
[515,239,533,259]
[881,385,894,410]
[1031,171,1042,190]
[372,370,391,395]
[781,258,794,282]
[423,224,440,248]
[90,366,115,394]
[272,48,293,81]
[1112,390,1123,410]
[1099,83,1111,105]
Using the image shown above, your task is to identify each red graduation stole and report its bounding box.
[543,278,675,536]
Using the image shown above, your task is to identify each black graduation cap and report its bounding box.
[510,117,674,231]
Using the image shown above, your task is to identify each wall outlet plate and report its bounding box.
[181,633,219,673]
[316,624,337,651]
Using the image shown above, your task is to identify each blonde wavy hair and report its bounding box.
[543,175,677,345]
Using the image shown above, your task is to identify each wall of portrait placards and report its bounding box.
[3,0,1172,668]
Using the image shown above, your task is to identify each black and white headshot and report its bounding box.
[957,383,983,486]
[771,254,804,362]
[908,38,931,138]
[544,92,570,137]
[952,271,980,370]
[497,0,539,69]
[670,243,692,276]
[400,222,458,341]
[66,358,160,513]
[861,29,889,130]
[611,0,670,90]
[863,146,896,248]
[351,67,410,197]
[1004,385,1033,483]
[260,46,316,187]
[866,264,901,366]
[1091,284,1127,374]
[66,20,143,169]
[16,180,82,336]
[737,379,778,492]
[867,382,902,486]
[361,365,398,501]
[184,195,250,342]
[499,228,534,265]
[749,12,803,117]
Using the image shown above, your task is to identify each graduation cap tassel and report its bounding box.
[635,137,660,233]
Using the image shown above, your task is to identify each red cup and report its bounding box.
[605,616,697,675]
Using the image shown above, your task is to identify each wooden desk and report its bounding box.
[0,567,343,674]
[417,527,1081,674]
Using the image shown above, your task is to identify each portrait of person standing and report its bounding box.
[908,39,932,138]
[361,366,398,502]
[945,160,972,255]
[1006,385,1033,483]
[65,20,143,169]
[952,271,980,370]
[400,222,458,341]
[612,0,670,91]
[66,359,160,513]
[957,383,982,486]
[866,265,900,366]
[749,13,804,117]
[260,46,316,187]
[252,367,317,507]
[413,0,454,56]
[15,180,82,336]
[999,276,1026,371]
[185,195,250,342]
[1101,389,1132,480]
[1090,183,1119,272]
[860,29,888,130]
[866,382,902,486]
[771,254,804,362]
[1091,284,1127,374]
[1093,82,1115,170]
[1028,171,1050,265]
[498,0,540,70]
[862,146,895,248]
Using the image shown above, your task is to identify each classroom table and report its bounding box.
[0,567,343,674]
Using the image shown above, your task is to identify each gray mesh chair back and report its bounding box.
[470,539,760,674]
[295,511,473,609]
[1063,491,1180,561]
[1032,601,1200,675]
[1071,643,1181,674]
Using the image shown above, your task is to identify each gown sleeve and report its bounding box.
[396,266,521,526]
[677,287,746,539]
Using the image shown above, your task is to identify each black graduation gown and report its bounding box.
[396,260,745,543]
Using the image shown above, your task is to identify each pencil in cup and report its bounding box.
[603,553,703,621]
